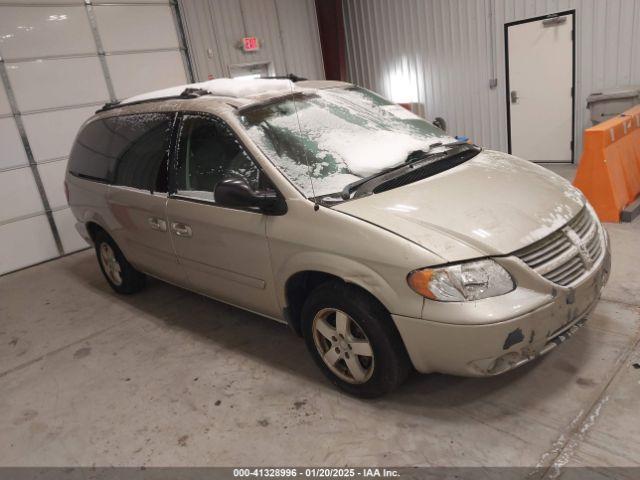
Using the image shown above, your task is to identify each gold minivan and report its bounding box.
[66,79,610,397]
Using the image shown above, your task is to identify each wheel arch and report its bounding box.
[80,207,112,246]
[280,254,401,336]
[85,221,107,244]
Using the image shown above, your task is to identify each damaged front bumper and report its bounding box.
[392,235,611,377]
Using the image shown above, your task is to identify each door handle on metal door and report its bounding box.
[510,90,519,103]
[171,222,192,237]
[147,217,167,232]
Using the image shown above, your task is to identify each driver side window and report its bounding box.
[175,115,260,202]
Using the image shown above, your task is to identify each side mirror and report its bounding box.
[214,177,287,215]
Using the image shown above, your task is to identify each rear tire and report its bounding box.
[301,281,411,398]
[94,230,146,294]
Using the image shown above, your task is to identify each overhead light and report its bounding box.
[233,74,262,80]
[387,57,420,103]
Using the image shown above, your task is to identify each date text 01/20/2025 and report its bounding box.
[232,468,400,477]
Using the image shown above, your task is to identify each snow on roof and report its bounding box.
[120,78,295,105]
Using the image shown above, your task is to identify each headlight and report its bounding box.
[407,259,515,302]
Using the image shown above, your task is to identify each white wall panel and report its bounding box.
[208,0,257,71]
[0,118,28,170]
[0,5,96,60]
[240,0,289,74]
[180,0,324,81]
[6,57,109,112]
[0,0,189,274]
[0,215,58,275]
[179,0,223,78]
[0,87,10,115]
[94,5,179,53]
[22,106,95,162]
[53,207,88,254]
[0,167,45,223]
[344,0,504,151]
[275,0,325,79]
[37,160,68,210]
[344,0,640,161]
[106,50,187,99]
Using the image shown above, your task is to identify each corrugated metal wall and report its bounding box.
[344,0,640,160]
[179,0,324,81]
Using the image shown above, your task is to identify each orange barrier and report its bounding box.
[573,104,640,222]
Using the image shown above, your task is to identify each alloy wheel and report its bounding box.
[99,242,123,286]
[312,308,375,384]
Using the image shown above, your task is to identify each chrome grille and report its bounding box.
[515,207,603,286]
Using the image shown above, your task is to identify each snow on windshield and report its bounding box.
[240,88,453,198]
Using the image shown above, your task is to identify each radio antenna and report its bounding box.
[289,82,320,211]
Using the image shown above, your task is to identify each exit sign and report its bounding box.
[242,36,260,52]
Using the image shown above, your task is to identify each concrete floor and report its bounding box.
[1,165,639,470]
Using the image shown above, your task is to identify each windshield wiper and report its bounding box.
[404,140,472,163]
[404,142,444,163]
[340,140,473,200]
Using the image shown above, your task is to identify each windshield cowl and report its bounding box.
[339,141,479,201]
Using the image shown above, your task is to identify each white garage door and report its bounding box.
[0,0,192,275]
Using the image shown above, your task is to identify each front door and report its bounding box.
[166,114,280,318]
[506,11,575,163]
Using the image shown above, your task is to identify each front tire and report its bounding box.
[94,230,146,294]
[301,281,411,398]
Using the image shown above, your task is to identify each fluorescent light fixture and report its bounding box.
[387,60,419,104]
[233,73,262,80]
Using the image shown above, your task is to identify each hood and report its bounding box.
[333,150,585,262]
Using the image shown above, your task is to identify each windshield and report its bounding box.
[239,87,454,199]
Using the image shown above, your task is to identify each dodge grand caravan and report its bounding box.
[66,78,611,397]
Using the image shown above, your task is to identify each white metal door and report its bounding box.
[507,13,574,163]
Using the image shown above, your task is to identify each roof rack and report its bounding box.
[180,87,210,98]
[95,87,210,113]
[95,77,302,113]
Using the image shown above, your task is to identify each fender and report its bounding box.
[275,250,416,318]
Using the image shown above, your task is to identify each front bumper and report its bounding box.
[392,233,611,377]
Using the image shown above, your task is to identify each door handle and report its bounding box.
[171,222,192,237]
[510,90,519,104]
[148,217,167,232]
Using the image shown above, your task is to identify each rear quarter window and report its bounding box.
[68,113,174,190]
[68,117,118,182]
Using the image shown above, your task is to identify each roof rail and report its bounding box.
[262,73,307,82]
[98,100,121,112]
[180,87,209,98]
[95,87,210,113]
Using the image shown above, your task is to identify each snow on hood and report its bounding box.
[121,78,294,105]
[334,150,586,261]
